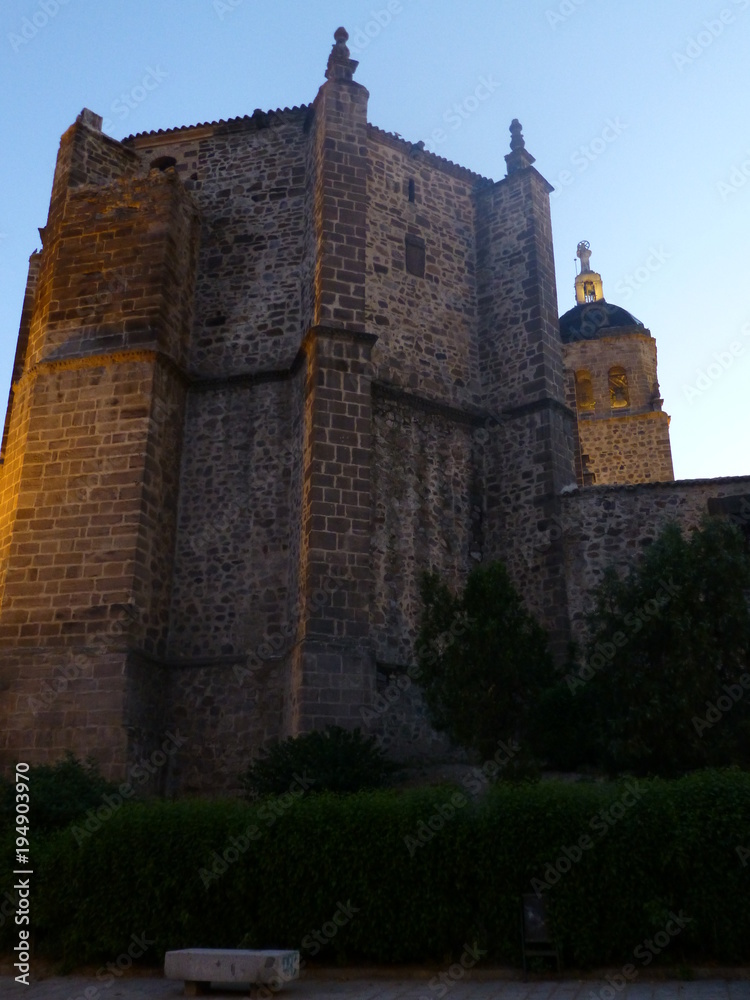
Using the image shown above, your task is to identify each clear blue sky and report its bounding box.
[1,0,748,480]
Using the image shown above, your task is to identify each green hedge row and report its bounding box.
[3,769,749,968]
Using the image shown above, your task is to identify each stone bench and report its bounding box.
[164,949,300,996]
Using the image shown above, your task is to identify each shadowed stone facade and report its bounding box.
[0,30,747,793]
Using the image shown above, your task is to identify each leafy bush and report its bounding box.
[13,770,750,968]
[240,725,397,798]
[416,561,556,762]
[574,517,750,776]
[0,752,119,834]
[526,677,601,772]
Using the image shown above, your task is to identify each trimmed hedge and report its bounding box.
[240,725,397,797]
[3,770,749,967]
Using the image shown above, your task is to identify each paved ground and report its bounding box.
[1,975,748,999]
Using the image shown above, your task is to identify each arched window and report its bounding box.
[609,366,629,408]
[575,370,595,411]
[583,280,596,303]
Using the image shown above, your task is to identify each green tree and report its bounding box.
[575,516,750,776]
[415,561,556,762]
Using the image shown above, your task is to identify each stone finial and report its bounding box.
[76,108,103,131]
[325,26,359,82]
[504,119,536,175]
[509,118,525,151]
[577,240,593,274]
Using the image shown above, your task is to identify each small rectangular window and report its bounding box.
[405,235,425,278]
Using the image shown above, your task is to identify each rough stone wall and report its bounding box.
[561,476,750,646]
[126,109,313,377]
[288,328,376,735]
[475,169,566,413]
[0,343,35,614]
[43,114,140,247]
[134,358,189,657]
[167,377,299,661]
[0,355,183,776]
[0,356,160,647]
[124,651,172,794]
[365,668,456,762]
[0,648,129,779]
[281,67,378,739]
[160,654,286,795]
[577,411,673,486]
[481,408,575,642]
[371,389,479,667]
[0,157,200,655]
[25,171,197,370]
[474,166,577,651]
[1,252,41,459]
[311,81,368,332]
[366,131,482,409]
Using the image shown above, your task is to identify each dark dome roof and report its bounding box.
[559,299,644,344]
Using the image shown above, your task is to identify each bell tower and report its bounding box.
[560,243,674,485]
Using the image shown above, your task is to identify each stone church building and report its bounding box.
[0,29,747,791]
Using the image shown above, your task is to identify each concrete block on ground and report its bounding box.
[164,949,300,995]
